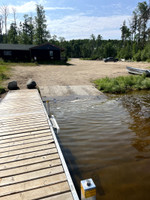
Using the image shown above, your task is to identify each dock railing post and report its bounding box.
[45,100,50,117]
[81,179,96,200]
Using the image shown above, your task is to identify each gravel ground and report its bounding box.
[2,58,150,89]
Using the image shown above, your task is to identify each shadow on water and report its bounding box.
[56,123,106,199]
[50,91,150,200]
[56,134,83,198]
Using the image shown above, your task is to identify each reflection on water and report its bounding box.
[121,91,150,155]
[50,92,150,200]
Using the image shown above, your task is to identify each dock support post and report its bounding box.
[46,100,50,117]
[43,100,50,117]
[81,179,96,200]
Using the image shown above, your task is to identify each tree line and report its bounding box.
[0,4,50,45]
[0,1,150,61]
[61,1,150,61]
[119,1,150,61]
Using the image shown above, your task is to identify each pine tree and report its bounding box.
[120,21,131,44]
[20,15,34,44]
[7,23,18,44]
[34,4,50,44]
[132,1,149,48]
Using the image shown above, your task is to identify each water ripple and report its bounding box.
[50,92,150,200]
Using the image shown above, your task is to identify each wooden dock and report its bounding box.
[0,89,79,200]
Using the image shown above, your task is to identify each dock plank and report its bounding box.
[0,142,56,159]
[0,152,58,170]
[0,129,51,141]
[0,181,70,200]
[0,158,61,178]
[0,173,67,197]
[0,135,53,148]
[0,165,64,188]
[41,192,73,200]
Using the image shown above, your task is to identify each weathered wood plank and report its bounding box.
[0,181,70,200]
[0,135,53,148]
[0,139,54,153]
[0,157,60,177]
[0,152,59,170]
[0,113,45,122]
[0,142,56,160]
[0,133,52,146]
[0,159,62,184]
[0,166,64,195]
[0,132,51,144]
[0,173,67,197]
[41,192,74,200]
[0,122,49,133]
[0,126,50,136]
[0,119,48,128]
[0,122,49,132]
[0,129,51,141]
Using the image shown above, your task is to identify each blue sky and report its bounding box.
[1,0,149,40]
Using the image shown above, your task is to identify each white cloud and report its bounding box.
[47,14,131,40]
[45,7,74,11]
[4,1,74,14]
[7,1,37,14]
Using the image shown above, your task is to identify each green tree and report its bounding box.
[20,15,34,44]
[7,23,18,44]
[34,4,50,44]
[103,43,117,58]
[120,21,131,44]
[130,11,138,41]
[133,1,149,47]
[96,34,102,47]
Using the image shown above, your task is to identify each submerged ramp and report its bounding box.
[0,89,78,200]
[40,85,103,100]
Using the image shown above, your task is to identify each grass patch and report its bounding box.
[80,58,101,60]
[0,65,10,81]
[0,60,37,66]
[80,58,92,60]
[94,74,150,94]
[0,65,10,94]
[0,58,71,66]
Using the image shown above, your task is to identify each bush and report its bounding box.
[141,49,147,61]
[94,75,150,94]
[147,58,150,63]
[133,50,141,61]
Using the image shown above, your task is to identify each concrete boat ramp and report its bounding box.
[40,85,103,100]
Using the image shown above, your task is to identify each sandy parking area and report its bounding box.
[3,59,150,89]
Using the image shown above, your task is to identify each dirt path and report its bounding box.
[3,59,150,89]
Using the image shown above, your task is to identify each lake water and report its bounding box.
[50,91,150,200]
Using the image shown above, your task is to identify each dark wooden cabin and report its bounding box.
[0,43,63,61]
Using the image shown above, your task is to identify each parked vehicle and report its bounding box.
[104,57,118,62]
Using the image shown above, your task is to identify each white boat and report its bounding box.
[126,66,150,76]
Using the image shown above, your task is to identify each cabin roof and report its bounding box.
[30,43,63,51]
[0,44,35,51]
[0,43,63,51]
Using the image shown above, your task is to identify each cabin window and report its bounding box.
[4,51,12,56]
[49,51,53,57]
